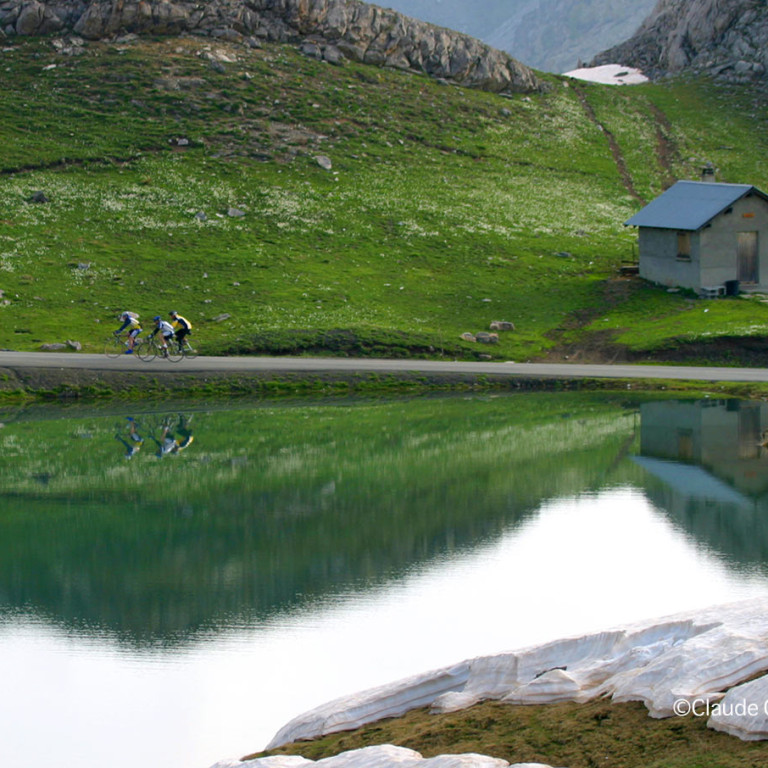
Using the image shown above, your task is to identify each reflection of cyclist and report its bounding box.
[115,416,144,459]
[114,311,142,354]
[149,316,176,357]
[151,414,194,457]
[169,311,192,349]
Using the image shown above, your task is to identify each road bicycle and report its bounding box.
[104,335,140,358]
[173,337,198,360]
[135,335,168,362]
[104,335,123,358]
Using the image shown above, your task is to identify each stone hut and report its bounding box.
[625,180,768,296]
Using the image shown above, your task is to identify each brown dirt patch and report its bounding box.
[539,276,641,363]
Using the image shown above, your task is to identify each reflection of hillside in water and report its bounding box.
[0,396,636,646]
[636,399,768,569]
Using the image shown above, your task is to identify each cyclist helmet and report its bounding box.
[120,311,129,318]
[169,311,178,317]
[153,316,161,321]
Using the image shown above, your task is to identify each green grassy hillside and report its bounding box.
[2,36,768,362]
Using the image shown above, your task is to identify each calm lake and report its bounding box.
[2,392,768,768]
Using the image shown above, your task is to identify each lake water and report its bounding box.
[2,392,768,768]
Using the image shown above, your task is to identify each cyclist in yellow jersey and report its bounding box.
[169,311,192,349]
[114,311,142,354]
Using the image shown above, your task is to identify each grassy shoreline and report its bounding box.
[253,698,768,768]
[3,361,768,402]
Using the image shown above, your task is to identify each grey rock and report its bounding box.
[211,27,242,42]
[66,339,82,350]
[336,40,364,62]
[301,40,322,59]
[323,44,343,64]
[227,207,246,217]
[15,1,42,35]
[39,342,68,350]
[315,155,332,170]
[363,48,385,66]
[29,190,49,203]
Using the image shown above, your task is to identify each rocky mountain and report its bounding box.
[377,0,656,73]
[0,0,543,94]
[593,0,768,83]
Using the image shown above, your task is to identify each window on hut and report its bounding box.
[677,232,691,261]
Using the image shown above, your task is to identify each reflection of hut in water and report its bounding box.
[633,399,768,569]
[638,399,768,496]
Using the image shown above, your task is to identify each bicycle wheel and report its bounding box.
[165,342,183,363]
[135,337,157,362]
[181,340,198,360]
[104,336,124,358]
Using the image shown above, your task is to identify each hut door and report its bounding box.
[737,232,758,283]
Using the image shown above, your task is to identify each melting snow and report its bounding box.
[563,64,649,85]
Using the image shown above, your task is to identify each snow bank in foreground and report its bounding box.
[210,744,553,767]
[210,599,768,768]
[264,598,768,750]
[563,64,649,85]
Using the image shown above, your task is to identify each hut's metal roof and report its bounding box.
[624,181,766,231]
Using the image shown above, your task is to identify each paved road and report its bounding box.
[2,351,768,382]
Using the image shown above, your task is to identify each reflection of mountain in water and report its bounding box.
[0,395,636,646]
[635,399,768,569]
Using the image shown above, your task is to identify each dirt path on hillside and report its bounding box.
[573,85,645,204]
[649,103,679,189]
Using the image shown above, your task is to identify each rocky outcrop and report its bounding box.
[0,0,543,94]
[593,0,768,83]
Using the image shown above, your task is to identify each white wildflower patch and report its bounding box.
[68,262,121,286]
[101,197,126,212]
[330,159,632,244]
[0,252,18,272]
[396,220,440,237]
